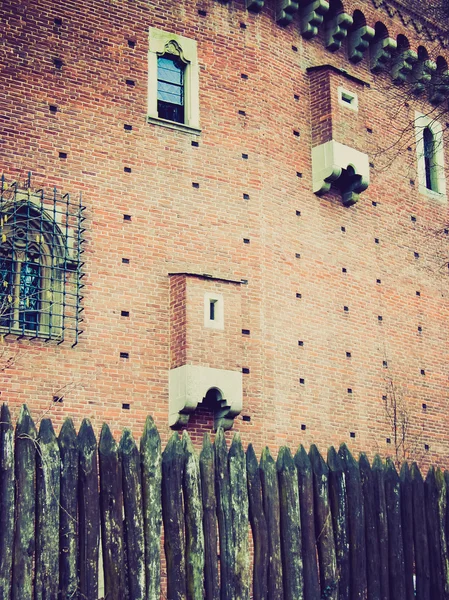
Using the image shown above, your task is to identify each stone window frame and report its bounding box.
[148,27,201,135]
[337,86,359,112]
[415,111,447,200]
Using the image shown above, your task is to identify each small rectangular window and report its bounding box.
[209,299,216,321]
[204,293,224,329]
[337,87,358,111]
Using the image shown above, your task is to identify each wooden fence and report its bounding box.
[0,404,447,599]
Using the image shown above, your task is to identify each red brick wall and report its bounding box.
[1,0,449,469]
[309,69,333,147]
[169,275,187,369]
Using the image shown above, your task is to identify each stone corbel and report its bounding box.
[169,365,243,431]
[410,58,437,94]
[429,70,449,104]
[348,25,375,64]
[370,36,397,73]
[246,0,264,12]
[299,0,329,39]
[276,0,299,26]
[325,12,353,52]
[312,140,369,206]
[390,49,418,84]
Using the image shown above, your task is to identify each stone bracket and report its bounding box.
[246,0,264,12]
[276,0,299,26]
[348,25,375,64]
[429,70,449,104]
[370,36,397,73]
[169,365,243,431]
[325,12,353,52]
[390,49,418,84]
[410,59,436,94]
[312,140,369,206]
[299,0,329,39]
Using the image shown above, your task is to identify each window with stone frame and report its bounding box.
[148,27,200,133]
[415,112,447,198]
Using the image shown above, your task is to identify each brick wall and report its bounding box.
[1,0,449,468]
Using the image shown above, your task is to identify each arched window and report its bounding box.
[423,126,437,191]
[415,113,446,197]
[0,201,65,337]
[148,28,200,133]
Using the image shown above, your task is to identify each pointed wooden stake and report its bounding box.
[78,418,100,600]
[260,446,283,600]
[140,415,162,600]
[246,444,268,600]
[58,418,79,600]
[0,404,14,600]
[162,432,186,600]
[35,418,60,600]
[99,424,125,600]
[200,433,219,600]
[120,429,145,600]
[12,405,37,600]
[183,431,204,600]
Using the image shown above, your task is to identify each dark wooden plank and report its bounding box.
[120,428,145,600]
[199,433,219,600]
[214,427,233,600]
[327,446,350,600]
[277,446,303,600]
[294,445,320,600]
[11,405,37,600]
[99,423,125,600]
[246,443,268,600]
[445,471,449,597]
[435,468,449,598]
[162,432,186,600]
[58,417,79,600]
[260,446,283,600]
[384,458,405,599]
[309,444,337,600]
[35,418,60,600]
[446,471,449,564]
[411,463,430,600]
[140,414,162,600]
[400,463,415,600]
[372,455,389,600]
[0,403,14,600]
[425,466,444,599]
[229,433,250,599]
[183,431,204,600]
[339,443,367,600]
[78,418,100,600]
[359,453,381,600]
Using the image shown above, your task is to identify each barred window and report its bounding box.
[0,176,85,344]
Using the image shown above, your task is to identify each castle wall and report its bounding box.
[1,0,449,466]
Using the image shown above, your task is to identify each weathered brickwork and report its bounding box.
[1,0,449,467]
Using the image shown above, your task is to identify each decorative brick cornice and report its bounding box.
[370,0,449,45]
